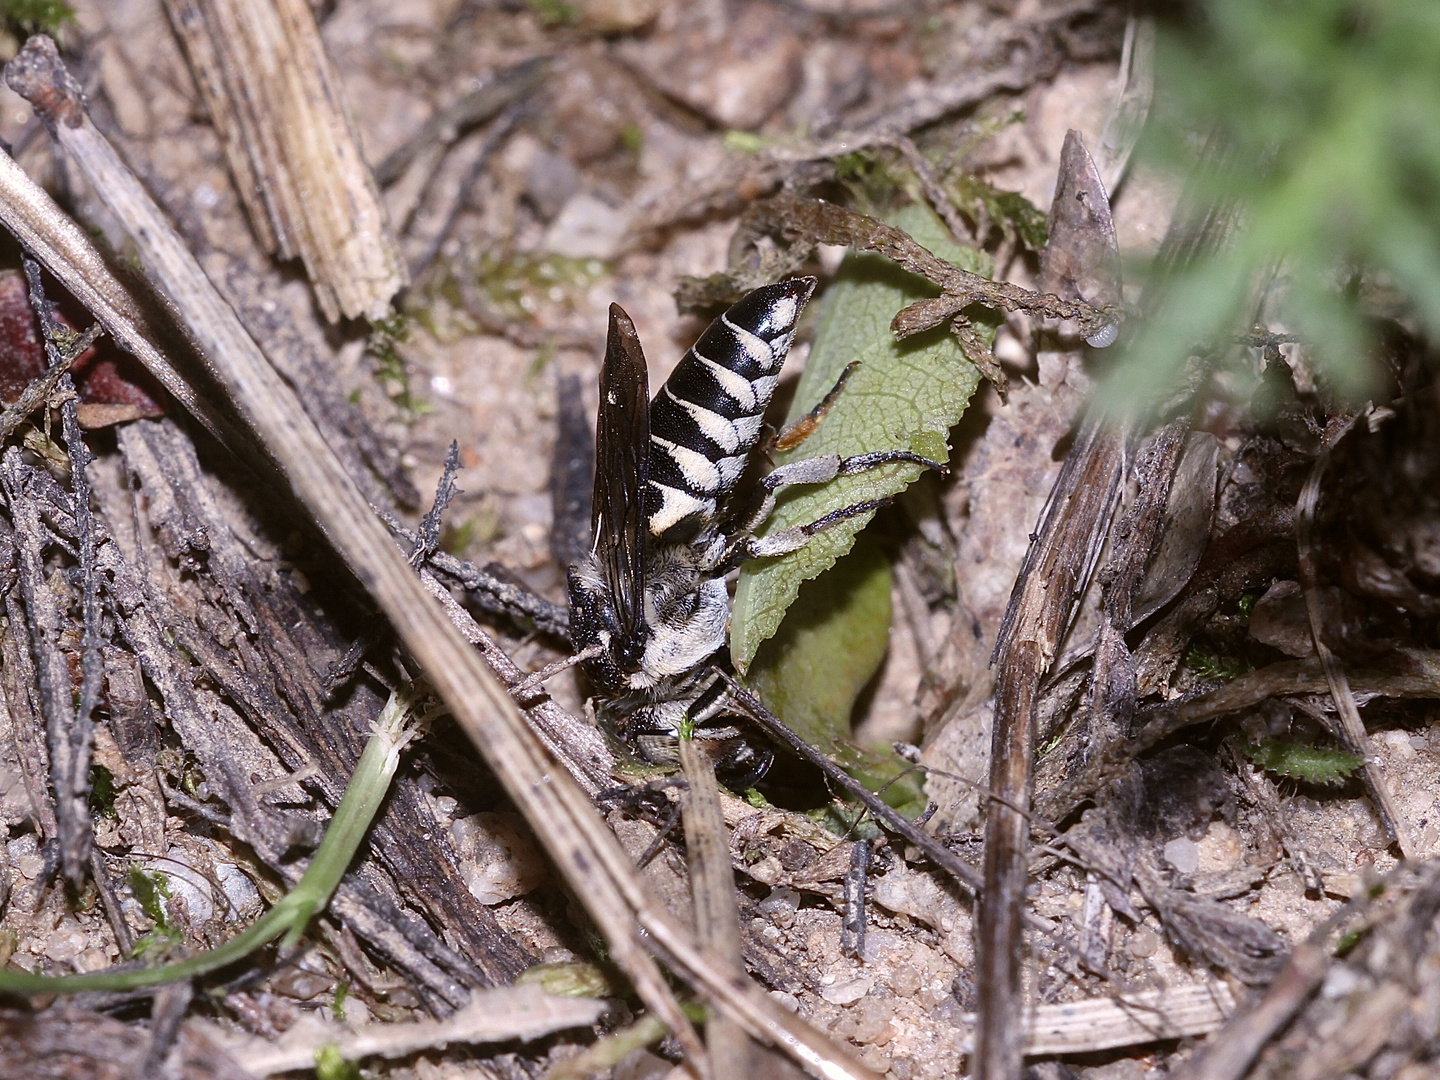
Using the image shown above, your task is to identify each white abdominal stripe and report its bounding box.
[644,282,808,540]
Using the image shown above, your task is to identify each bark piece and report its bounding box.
[164,0,406,321]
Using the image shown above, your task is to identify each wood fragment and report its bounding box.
[199,984,606,1077]
[163,0,406,321]
[681,737,753,1080]
[976,130,1250,1080]
[1,445,94,888]
[976,132,1128,1080]
[958,982,1236,1057]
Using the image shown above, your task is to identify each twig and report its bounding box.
[680,736,752,1080]
[206,983,605,1077]
[958,981,1236,1057]
[1,446,94,887]
[720,673,979,895]
[889,135,974,247]
[411,441,463,565]
[0,321,99,443]
[407,98,530,277]
[374,57,550,186]
[140,982,194,1077]
[0,132,237,451]
[765,193,1115,338]
[327,443,466,691]
[766,60,1041,164]
[1166,876,1394,1080]
[1295,415,1414,856]
[379,510,570,638]
[974,129,1239,1080]
[840,840,870,960]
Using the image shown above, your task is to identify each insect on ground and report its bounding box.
[567,278,946,782]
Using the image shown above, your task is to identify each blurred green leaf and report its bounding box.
[730,202,983,670]
[1123,1,1440,403]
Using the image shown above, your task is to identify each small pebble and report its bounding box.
[1321,965,1364,999]
[821,977,872,1005]
[889,1058,913,1080]
[1128,926,1161,959]
[42,927,87,962]
[859,1046,891,1073]
[769,990,800,1013]
[758,885,800,927]
[890,964,923,998]
[1081,1059,1144,1080]
[1162,837,1200,874]
[853,999,892,1044]
[778,839,818,871]
[748,856,783,885]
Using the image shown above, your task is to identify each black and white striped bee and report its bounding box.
[567,278,943,776]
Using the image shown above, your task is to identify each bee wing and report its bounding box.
[593,303,651,649]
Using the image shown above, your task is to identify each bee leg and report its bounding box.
[733,449,948,559]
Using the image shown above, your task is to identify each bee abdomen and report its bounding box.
[646,277,816,539]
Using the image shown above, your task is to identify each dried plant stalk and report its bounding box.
[164,0,406,322]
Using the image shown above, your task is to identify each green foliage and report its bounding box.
[1242,738,1363,786]
[89,763,117,818]
[0,686,425,996]
[517,961,617,998]
[331,981,349,1020]
[314,1045,362,1080]
[528,0,578,26]
[724,130,769,154]
[127,866,182,958]
[1183,645,1249,681]
[470,252,607,325]
[128,865,172,927]
[744,533,892,747]
[828,740,927,818]
[0,0,74,36]
[946,175,1048,252]
[366,313,423,415]
[1126,1,1440,402]
[832,150,910,215]
[730,203,983,669]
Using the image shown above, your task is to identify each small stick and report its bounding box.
[840,840,870,960]
[680,736,753,1080]
[1295,415,1414,856]
[720,672,981,895]
[24,256,108,891]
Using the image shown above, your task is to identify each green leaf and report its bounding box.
[1241,739,1363,787]
[743,533,892,748]
[947,175,1049,252]
[730,202,983,670]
